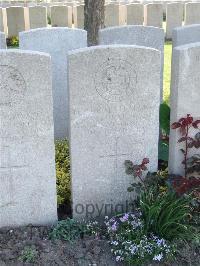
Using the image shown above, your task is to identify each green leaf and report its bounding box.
[160,102,170,135]
[158,141,169,162]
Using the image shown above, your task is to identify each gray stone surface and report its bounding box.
[69,45,161,219]
[6,6,26,37]
[144,3,163,28]
[185,3,200,25]
[0,8,6,33]
[0,50,57,228]
[28,6,47,29]
[51,5,72,27]
[172,24,200,48]
[127,3,144,25]
[99,25,165,100]
[166,3,183,40]
[0,31,6,48]
[104,3,127,27]
[19,27,87,139]
[169,43,200,176]
[74,5,84,29]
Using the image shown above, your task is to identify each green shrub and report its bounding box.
[19,247,38,263]
[6,36,19,47]
[140,188,194,241]
[160,102,170,135]
[49,218,87,242]
[47,15,51,25]
[55,139,71,206]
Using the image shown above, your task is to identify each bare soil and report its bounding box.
[0,225,199,266]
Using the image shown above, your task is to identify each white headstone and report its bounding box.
[99,25,165,100]
[19,28,87,139]
[173,24,200,48]
[74,5,84,29]
[169,43,200,176]
[0,50,57,228]
[166,3,183,40]
[69,45,161,219]
[0,8,7,34]
[6,6,26,37]
[127,3,144,25]
[144,3,163,28]
[105,3,127,27]
[51,5,72,27]
[185,3,200,25]
[0,31,6,48]
[28,6,47,29]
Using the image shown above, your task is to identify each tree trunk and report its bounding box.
[84,0,105,46]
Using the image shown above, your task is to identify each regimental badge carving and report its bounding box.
[95,58,137,102]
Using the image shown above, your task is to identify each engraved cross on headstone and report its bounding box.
[99,137,132,178]
[0,144,28,172]
[0,143,28,208]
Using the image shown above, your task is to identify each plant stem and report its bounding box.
[185,125,189,178]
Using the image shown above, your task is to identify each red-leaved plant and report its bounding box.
[125,158,149,193]
[171,114,200,178]
[171,114,200,199]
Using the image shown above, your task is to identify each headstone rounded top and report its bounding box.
[100,25,164,33]
[19,27,87,36]
[69,44,160,55]
[174,41,200,51]
[99,26,165,52]
[173,24,200,32]
[172,24,200,48]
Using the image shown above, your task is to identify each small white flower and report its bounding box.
[116,256,123,262]
[153,253,163,261]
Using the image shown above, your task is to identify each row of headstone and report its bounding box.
[17,26,164,139]
[0,5,84,37]
[0,24,199,226]
[0,43,160,226]
[1,2,200,38]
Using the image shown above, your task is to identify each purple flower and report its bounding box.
[120,213,129,222]
[111,221,118,231]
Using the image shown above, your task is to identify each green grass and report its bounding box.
[163,41,172,104]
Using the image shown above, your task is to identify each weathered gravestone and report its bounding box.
[28,6,47,29]
[144,3,163,28]
[169,43,200,176]
[185,3,200,25]
[0,8,7,33]
[166,3,183,40]
[6,6,26,37]
[126,3,144,25]
[0,32,6,48]
[104,3,127,27]
[99,25,165,100]
[69,45,161,219]
[20,28,87,139]
[51,5,72,28]
[0,50,57,227]
[172,24,200,48]
[74,5,84,29]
